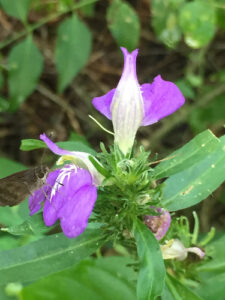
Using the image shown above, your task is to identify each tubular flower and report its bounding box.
[144,208,171,240]
[29,134,103,238]
[160,239,205,261]
[92,47,185,154]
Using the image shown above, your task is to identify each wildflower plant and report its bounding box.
[1,47,225,300]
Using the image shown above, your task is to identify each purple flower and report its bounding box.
[29,165,97,238]
[144,207,171,240]
[29,134,102,238]
[92,47,185,154]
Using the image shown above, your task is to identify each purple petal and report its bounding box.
[40,133,73,156]
[59,184,97,238]
[141,75,185,126]
[29,169,61,215]
[145,208,171,240]
[92,88,115,120]
[43,166,95,236]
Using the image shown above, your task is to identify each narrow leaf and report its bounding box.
[162,135,225,211]
[134,218,166,300]
[154,130,220,179]
[0,229,105,285]
[107,0,140,51]
[8,36,43,111]
[55,14,92,92]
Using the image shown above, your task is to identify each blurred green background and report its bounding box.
[0,0,224,236]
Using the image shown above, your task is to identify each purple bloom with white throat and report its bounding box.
[29,165,97,238]
[29,134,102,238]
[92,47,185,154]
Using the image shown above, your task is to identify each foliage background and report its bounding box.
[0,0,225,298]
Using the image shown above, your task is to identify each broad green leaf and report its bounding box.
[0,229,105,285]
[20,139,96,155]
[1,213,51,236]
[166,274,203,300]
[161,135,225,211]
[8,36,43,111]
[179,1,216,48]
[22,257,136,300]
[55,14,92,92]
[0,0,31,22]
[134,218,166,300]
[154,130,220,179]
[107,0,140,51]
[0,236,19,251]
[151,0,185,48]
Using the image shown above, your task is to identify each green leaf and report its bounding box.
[166,273,203,300]
[161,135,225,211]
[55,14,92,93]
[8,36,43,111]
[134,218,166,300]
[179,1,216,48]
[1,213,51,236]
[154,130,220,179]
[22,257,137,300]
[151,0,185,48]
[20,139,46,151]
[0,0,31,22]
[107,0,140,51]
[0,236,19,251]
[0,229,106,285]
